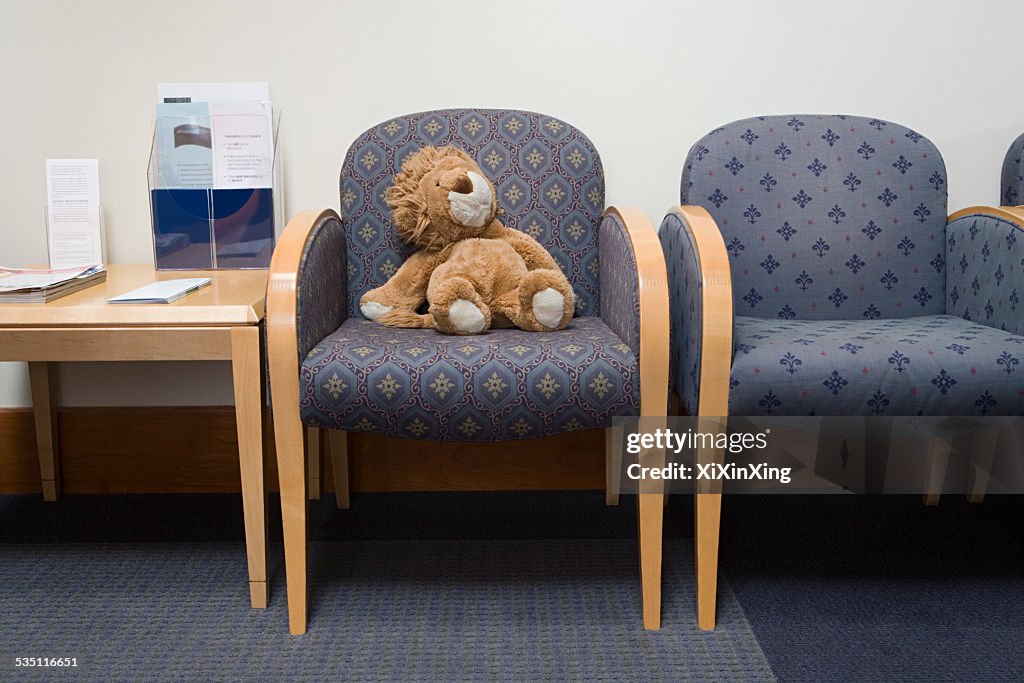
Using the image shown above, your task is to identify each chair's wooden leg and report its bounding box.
[306,426,322,500]
[638,491,664,630]
[231,326,269,609]
[812,421,846,488]
[695,491,722,630]
[275,412,308,634]
[269,346,309,634]
[327,429,350,510]
[635,416,666,630]
[28,362,61,501]
[923,436,953,506]
[967,429,998,504]
[605,427,619,506]
[695,415,725,631]
[843,434,867,493]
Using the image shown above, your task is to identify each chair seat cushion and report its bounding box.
[730,315,1024,416]
[300,317,639,440]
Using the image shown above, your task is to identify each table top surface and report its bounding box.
[0,264,267,327]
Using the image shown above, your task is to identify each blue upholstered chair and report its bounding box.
[1002,132,1024,207]
[267,109,669,634]
[660,115,1024,629]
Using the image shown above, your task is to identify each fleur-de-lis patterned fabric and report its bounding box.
[340,110,605,319]
[946,213,1024,335]
[660,211,705,416]
[1001,133,1024,206]
[728,315,1024,416]
[681,115,948,321]
[299,318,639,441]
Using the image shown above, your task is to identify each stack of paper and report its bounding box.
[0,265,106,303]
[107,277,211,304]
[155,83,274,190]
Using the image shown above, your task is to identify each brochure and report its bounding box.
[156,102,214,189]
[209,101,274,188]
[107,277,211,304]
[45,159,104,268]
[154,83,273,190]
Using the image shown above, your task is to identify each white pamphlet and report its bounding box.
[154,83,274,190]
[155,102,214,188]
[108,277,212,304]
[45,159,104,269]
[209,101,274,188]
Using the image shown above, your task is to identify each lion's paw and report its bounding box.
[360,301,392,320]
[532,288,565,329]
[449,299,487,334]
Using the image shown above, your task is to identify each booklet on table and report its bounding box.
[107,277,211,304]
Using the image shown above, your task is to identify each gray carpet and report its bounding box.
[0,538,774,682]
[720,495,1024,682]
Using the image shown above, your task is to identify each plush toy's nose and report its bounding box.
[441,170,473,194]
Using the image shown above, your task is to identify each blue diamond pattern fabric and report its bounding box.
[729,315,1024,416]
[947,213,1024,335]
[300,317,639,441]
[598,213,640,354]
[681,115,948,321]
[1001,133,1024,206]
[340,110,605,320]
[295,213,348,361]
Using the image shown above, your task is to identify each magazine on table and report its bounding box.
[0,264,106,303]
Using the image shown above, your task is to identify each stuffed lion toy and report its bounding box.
[359,146,575,335]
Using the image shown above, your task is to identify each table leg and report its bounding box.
[28,362,61,501]
[231,326,268,609]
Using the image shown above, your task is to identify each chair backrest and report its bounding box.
[1001,133,1024,206]
[340,109,604,319]
[681,115,948,321]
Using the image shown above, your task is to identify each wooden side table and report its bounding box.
[0,264,270,608]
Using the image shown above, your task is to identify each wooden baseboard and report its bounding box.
[0,409,41,493]
[0,407,603,494]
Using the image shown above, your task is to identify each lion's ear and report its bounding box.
[388,186,440,248]
[388,145,440,236]
[388,188,426,237]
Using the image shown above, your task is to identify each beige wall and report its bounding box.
[1,0,1021,406]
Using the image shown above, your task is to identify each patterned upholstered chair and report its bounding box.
[267,109,669,634]
[1002,132,1024,208]
[660,115,1024,629]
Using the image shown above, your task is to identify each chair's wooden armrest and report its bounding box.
[949,205,1024,226]
[603,206,669,417]
[267,208,341,407]
[945,205,1024,334]
[1001,206,1024,222]
[667,206,733,416]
